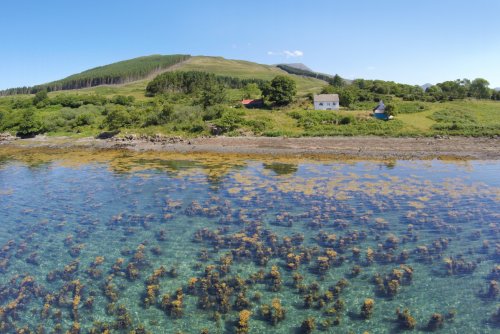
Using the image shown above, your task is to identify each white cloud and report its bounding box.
[267,50,304,58]
[284,50,304,58]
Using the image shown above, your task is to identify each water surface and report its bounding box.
[0,148,499,333]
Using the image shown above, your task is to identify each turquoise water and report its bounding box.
[0,149,499,333]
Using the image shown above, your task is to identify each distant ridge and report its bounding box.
[275,64,352,86]
[421,83,433,91]
[281,63,314,72]
[495,87,500,92]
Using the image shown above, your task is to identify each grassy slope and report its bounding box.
[177,56,328,95]
[47,56,327,100]
[396,100,500,134]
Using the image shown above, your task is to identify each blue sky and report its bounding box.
[1,0,499,89]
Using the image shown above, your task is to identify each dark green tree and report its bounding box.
[469,78,491,99]
[263,75,297,106]
[199,82,226,109]
[32,90,48,106]
[17,109,43,137]
[338,87,356,108]
[331,74,345,87]
[242,83,261,99]
[492,90,500,101]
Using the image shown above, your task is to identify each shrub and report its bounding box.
[339,115,354,125]
[245,119,270,134]
[111,95,135,106]
[17,109,43,137]
[202,105,226,121]
[102,105,131,130]
[11,98,33,109]
[213,110,244,133]
[385,104,397,116]
[144,103,174,126]
[74,113,95,127]
[32,90,48,107]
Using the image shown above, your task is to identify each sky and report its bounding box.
[1,0,499,90]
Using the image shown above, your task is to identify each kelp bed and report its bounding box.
[0,148,499,333]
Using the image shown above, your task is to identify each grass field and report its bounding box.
[236,99,500,137]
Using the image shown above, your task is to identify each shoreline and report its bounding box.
[1,135,499,160]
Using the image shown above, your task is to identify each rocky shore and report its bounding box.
[1,134,499,160]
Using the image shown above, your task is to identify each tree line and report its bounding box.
[322,76,500,108]
[0,54,191,96]
[277,64,345,86]
[145,71,268,96]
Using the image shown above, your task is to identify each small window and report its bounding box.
[319,102,323,106]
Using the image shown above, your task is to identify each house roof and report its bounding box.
[241,99,263,105]
[314,94,339,102]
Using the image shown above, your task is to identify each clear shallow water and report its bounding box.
[0,148,499,333]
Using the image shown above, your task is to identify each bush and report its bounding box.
[245,119,270,134]
[385,104,397,116]
[202,105,226,121]
[74,113,95,127]
[339,115,354,125]
[102,105,131,130]
[144,103,174,126]
[17,109,43,137]
[11,98,33,109]
[49,94,109,108]
[213,110,244,132]
[32,90,48,107]
[111,95,135,106]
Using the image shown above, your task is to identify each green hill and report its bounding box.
[0,54,190,96]
[178,57,327,94]
[0,55,328,98]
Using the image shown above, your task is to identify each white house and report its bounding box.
[313,94,339,110]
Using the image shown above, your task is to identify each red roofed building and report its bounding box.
[241,99,264,108]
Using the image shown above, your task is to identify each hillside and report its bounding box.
[282,63,314,72]
[0,55,328,98]
[29,56,328,98]
[176,57,327,94]
[0,54,190,96]
[276,64,352,86]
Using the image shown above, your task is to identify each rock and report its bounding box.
[0,133,16,142]
[208,124,223,136]
[96,130,120,139]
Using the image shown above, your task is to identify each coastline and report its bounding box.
[1,134,499,160]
